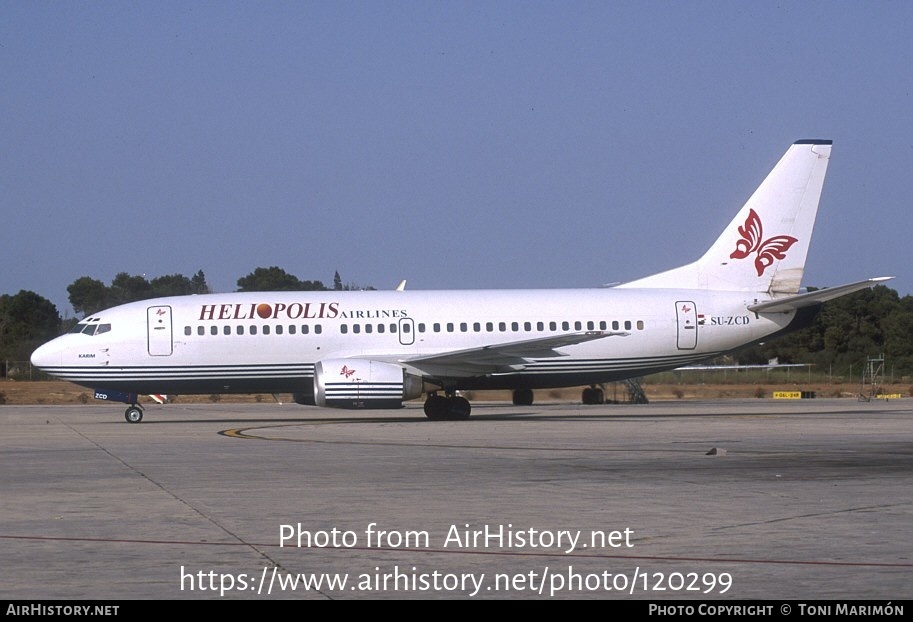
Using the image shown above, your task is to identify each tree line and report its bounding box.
[1,270,911,378]
[737,284,913,379]
[0,267,367,363]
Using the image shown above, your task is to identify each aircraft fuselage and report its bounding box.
[31,288,810,396]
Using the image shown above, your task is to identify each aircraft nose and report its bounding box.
[30,339,61,370]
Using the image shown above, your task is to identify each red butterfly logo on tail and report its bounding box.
[729,209,798,276]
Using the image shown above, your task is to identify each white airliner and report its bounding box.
[31,140,892,422]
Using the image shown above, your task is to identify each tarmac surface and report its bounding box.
[1,398,911,601]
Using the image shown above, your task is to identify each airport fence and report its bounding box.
[3,361,52,380]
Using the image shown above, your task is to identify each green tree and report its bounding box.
[151,274,199,297]
[236,267,326,292]
[68,272,209,317]
[881,295,913,375]
[67,277,109,317]
[190,270,210,294]
[109,273,154,305]
[737,285,913,378]
[330,270,377,292]
[0,290,61,362]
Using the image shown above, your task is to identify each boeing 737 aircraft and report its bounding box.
[30,140,891,422]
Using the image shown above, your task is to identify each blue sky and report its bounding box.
[2,1,910,317]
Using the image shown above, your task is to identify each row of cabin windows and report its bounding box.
[184,319,644,337]
[341,319,643,334]
[185,324,325,336]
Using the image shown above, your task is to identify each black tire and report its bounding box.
[124,406,143,423]
[512,388,534,406]
[592,387,605,404]
[423,395,448,420]
[582,387,594,404]
[448,396,471,420]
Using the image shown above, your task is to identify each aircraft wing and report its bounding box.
[400,331,629,376]
[748,277,894,313]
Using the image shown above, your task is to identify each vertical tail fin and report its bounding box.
[618,140,832,294]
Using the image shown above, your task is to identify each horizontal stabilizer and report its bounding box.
[748,277,894,313]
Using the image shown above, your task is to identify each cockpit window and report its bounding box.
[69,323,112,336]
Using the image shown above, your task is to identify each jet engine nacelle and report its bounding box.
[312,358,425,409]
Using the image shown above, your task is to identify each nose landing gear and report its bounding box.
[124,404,144,423]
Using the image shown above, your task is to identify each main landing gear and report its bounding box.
[512,388,534,405]
[124,404,144,423]
[581,385,606,405]
[515,386,606,406]
[423,392,471,420]
[515,386,606,405]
